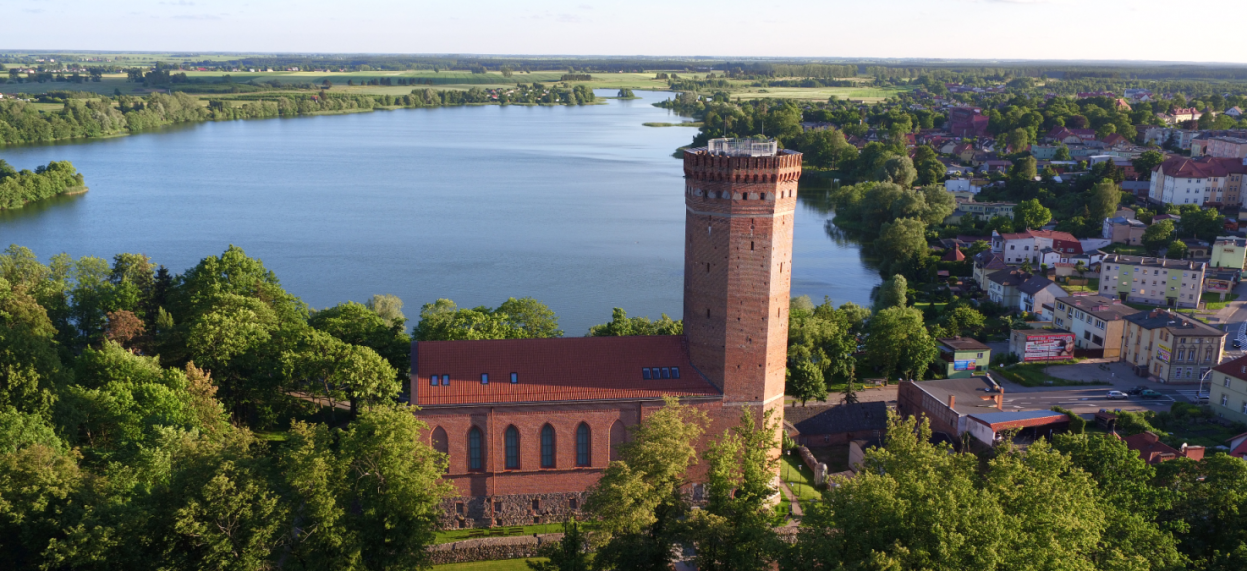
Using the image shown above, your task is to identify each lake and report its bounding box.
[0,90,879,334]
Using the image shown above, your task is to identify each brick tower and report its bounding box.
[682,138,801,450]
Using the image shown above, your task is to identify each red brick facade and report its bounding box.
[412,143,802,528]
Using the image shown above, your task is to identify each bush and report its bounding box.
[1051,406,1086,434]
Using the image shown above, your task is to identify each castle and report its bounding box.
[410,139,802,528]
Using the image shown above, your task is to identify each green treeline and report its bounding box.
[0,160,85,210]
[0,85,599,147]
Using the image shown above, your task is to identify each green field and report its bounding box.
[994,361,1106,387]
[433,558,545,571]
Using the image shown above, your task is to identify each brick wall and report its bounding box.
[440,492,589,529]
[682,149,801,464]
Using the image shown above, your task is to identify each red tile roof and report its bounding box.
[1123,431,1204,464]
[413,336,721,406]
[1212,354,1247,381]
[1158,156,1247,178]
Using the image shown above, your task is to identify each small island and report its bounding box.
[0,160,86,210]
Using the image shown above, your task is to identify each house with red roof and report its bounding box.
[1121,432,1204,464]
[1149,156,1247,207]
[1228,432,1247,459]
[991,229,1080,266]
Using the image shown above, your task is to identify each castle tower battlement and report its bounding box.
[682,140,801,439]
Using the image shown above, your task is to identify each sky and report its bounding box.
[7,0,1247,64]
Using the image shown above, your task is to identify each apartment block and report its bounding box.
[1098,254,1206,308]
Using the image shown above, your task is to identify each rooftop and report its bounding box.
[1055,295,1141,321]
[412,336,721,406]
[1122,309,1226,337]
[707,138,778,157]
[938,337,992,352]
[908,377,1007,416]
[1212,354,1247,381]
[968,410,1067,427]
[1101,253,1206,271]
[785,402,888,436]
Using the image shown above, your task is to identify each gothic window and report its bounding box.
[468,427,483,470]
[541,424,556,468]
[576,423,591,466]
[505,426,520,469]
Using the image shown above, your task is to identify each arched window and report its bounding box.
[576,423,591,467]
[609,420,626,462]
[468,427,483,471]
[505,426,520,469]
[431,427,449,472]
[541,424,556,468]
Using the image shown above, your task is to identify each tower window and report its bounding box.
[430,375,438,386]
[481,374,489,385]
[661,367,671,379]
[642,368,652,380]
[672,367,680,378]
[442,374,450,386]
[706,308,711,318]
[510,372,518,384]
[706,262,710,273]
[750,241,754,251]
[541,425,555,468]
[468,427,483,470]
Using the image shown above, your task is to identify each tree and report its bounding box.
[916,157,945,186]
[873,218,928,277]
[1166,239,1188,259]
[1005,127,1029,153]
[281,328,398,418]
[684,409,780,571]
[586,397,707,571]
[496,296,563,338]
[1176,207,1225,242]
[1054,144,1072,161]
[528,519,591,571]
[1013,198,1052,230]
[866,306,937,381]
[939,305,986,338]
[985,215,1014,235]
[1010,155,1037,182]
[1133,150,1165,179]
[1089,179,1121,222]
[875,274,908,309]
[1142,220,1175,254]
[337,405,454,571]
[786,360,826,406]
[877,156,917,187]
[364,293,405,327]
[309,300,411,381]
[588,308,682,337]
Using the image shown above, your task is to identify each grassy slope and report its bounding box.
[433,559,546,571]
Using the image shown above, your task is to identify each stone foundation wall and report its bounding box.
[441,492,589,529]
[428,534,564,565]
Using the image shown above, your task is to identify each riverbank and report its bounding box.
[0,161,87,210]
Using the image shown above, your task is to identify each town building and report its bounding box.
[897,377,1069,446]
[1052,295,1141,359]
[948,199,1015,223]
[1210,355,1247,425]
[1192,136,1247,159]
[1122,432,1205,464]
[1017,274,1066,319]
[1098,254,1206,308]
[1148,156,1247,207]
[986,269,1030,307]
[1210,236,1247,271]
[409,139,801,528]
[1102,216,1147,245]
[948,107,989,138]
[972,251,1009,287]
[1228,432,1247,460]
[784,402,888,447]
[936,337,991,378]
[991,229,1080,265]
[1009,329,1075,362]
[1121,309,1225,383]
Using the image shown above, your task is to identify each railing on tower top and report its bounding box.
[707,138,778,157]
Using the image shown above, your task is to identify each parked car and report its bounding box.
[1140,389,1163,399]
[1234,339,1242,349]
[1127,386,1148,396]
[1107,390,1128,400]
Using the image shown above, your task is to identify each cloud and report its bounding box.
[557,13,583,23]
[24,8,44,13]
[172,13,223,20]
[578,3,593,9]
[160,0,196,5]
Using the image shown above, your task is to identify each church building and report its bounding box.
[410,139,802,528]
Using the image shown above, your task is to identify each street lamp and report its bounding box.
[1198,368,1214,403]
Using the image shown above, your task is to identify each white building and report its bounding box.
[1148,156,1247,206]
[991,229,1081,265]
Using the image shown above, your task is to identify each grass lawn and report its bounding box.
[433,559,546,571]
[434,522,577,545]
[1101,244,1147,255]
[1062,278,1100,294]
[994,361,1108,387]
[780,453,822,502]
[1202,292,1239,310]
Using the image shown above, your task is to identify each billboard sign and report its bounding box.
[1022,333,1075,362]
[954,360,975,371]
[1157,344,1171,363]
